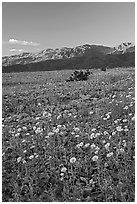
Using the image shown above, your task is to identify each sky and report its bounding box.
[2,2,135,56]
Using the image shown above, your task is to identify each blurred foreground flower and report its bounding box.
[61,167,67,173]
[107,152,113,157]
[92,155,98,162]
[70,157,76,163]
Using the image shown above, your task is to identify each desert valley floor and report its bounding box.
[2,67,135,202]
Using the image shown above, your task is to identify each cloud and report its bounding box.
[9,48,17,52]
[8,38,40,46]
[9,48,25,52]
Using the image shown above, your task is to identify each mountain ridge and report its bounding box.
[2,42,135,73]
[2,42,134,67]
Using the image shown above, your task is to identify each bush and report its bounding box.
[66,69,91,82]
[101,67,106,71]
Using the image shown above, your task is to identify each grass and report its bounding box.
[2,67,135,202]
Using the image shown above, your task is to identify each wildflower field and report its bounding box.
[2,67,135,202]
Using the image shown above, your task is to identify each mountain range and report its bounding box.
[2,42,135,73]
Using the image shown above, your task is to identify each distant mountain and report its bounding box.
[109,42,135,54]
[2,42,135,73]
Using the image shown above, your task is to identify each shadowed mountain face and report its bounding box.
[2,42,135,73]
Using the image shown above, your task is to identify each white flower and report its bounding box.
[17,157,22,163]
[95,133,101,137]
[48,132,54,136]
[117,148,124,154]
[90,133,95,139]
[15,133,20,137]
[76,142,84,148]
[35,155,39,158]
[54,128,60,133]
[70,157,76,163]
[84,143,90,148]
[75,134,80,138]
[57,125,62,129]
[122,140,127,147]
[22,139,26,143]
[74,127,80,132]
[105,143,110,151]
[91,128,96,132]
[89,111,94,115]
[29,155,34,159]
[95,146,100,151]
[104,131,109,136]
[89,178,94,184]
[61,167,67,173]
[57,114,62,119]
[22,159,26,164]
[122,119,128,122]
[123,106,128,110]
[112,131,116,136]
[17,128,22,132]
[92,155,98,161]
[60,173,64,177]
[35,127,42,134]
[91,143,96,149]
[71,132,75,135]
[116,126,123,132]
[33,126,37,130]
[43,111,48,116]
[132,116,135,121]
[106,115,110,119]
[36,117,40,120]
[107,152,113,157]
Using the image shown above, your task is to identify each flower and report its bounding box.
[95,146,100,151]
[123,106,128,110]
[84,143,90,148]
[76,142,84,148]
[90,133,95,139]
[117,148,124,154]
[22,139,26,143]
[22,159,26,164]
[74,127,80,132]
[116,126,123,132]
[112,131,116,136]
[107,152,113,157]
[48,132,54,136]
[60,173,64,177]
[105,143,110,151]
[75,134,80,138]
[89,111,94,115]
[104,131,109,136]
[17,157,22,163]
[70,157,76,163]
[122,119,128,123]
[29,155,34,159]
[17,128,22,132]
[22,126,27,130]
[92,155,98,162]
[61,167,67,173]
[91,128,96,132]
[91,143,96,149]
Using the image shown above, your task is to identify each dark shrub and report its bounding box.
[66,69,91,82]
[101,67,106,71]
